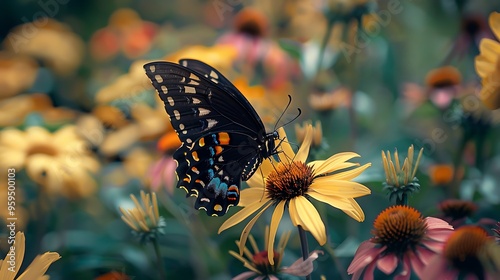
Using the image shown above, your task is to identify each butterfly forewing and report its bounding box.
[144,60,277,216]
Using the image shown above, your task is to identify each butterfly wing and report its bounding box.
[144,60,268,216]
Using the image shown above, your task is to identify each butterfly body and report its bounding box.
[144,59,278,216]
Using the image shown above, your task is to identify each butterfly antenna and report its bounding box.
[273,95,302,131]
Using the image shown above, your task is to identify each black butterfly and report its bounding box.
[144,59,280,216]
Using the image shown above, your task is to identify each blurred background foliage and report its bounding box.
[0,0,500,279]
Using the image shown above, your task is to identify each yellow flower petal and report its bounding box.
[308,192,365,222]
[0,129,29,150]
[17,252,61,280]
[0,232,25,280]
[295,124,312,163]
[476,39,500,78]
[277,127,295,163]
[290,197,326,245]
[309,177,371,198]
[245,167,267,190]
[267,200,286,265]
[218,199,270,234]
[324,163,371,181]
[239,187,267,207]
[490,12,500,41]
[238,202,273,256]
[309,152,360,175]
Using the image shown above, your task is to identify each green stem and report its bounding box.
[395,193,408,206]
[152,237,167,280]
[316,19,335,75]
[298,226,311,280]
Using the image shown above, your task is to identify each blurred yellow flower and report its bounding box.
[475,12,500,110]
[295,120,323,147]
[309,87,351,111]
[0,53,38,98]
[164,45,238,73]
[0,232,60,280]
[0,94,52,127]
[4,19,84,75]
[0,126,99,199]
[219,125,371,264]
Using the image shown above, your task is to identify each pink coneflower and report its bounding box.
[422,226,500,279]
[347,205,454,279]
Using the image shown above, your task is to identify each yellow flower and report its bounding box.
[295,120,323,147]
[475,12,500,110]
[120,191,165,241]
[0,232,60,280]
[0,126,99,199]
[219,124,371,264]
[4,19,84,75]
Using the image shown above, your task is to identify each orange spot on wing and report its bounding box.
[215,146,223,155]
[217,132,230,145]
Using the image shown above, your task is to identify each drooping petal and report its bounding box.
[239,187,267,207]
[308,192,365,222]
[325,163,371,181]
[309,152,360,175]
[394,255,411,280]
[238,202,273,256]
[17,252,61,280]
[290,196,326,245]
[267,201,286,265]
[295,124,312,163]
[421,255,457,279]
[347,241,384,275]
[309,178,371,198]
[218,199,270,233]
[376,253,398,275]
[408,249,427,278]
[282,250,323,276]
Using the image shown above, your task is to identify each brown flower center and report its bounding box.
[26,143,58,157]
[439,199,477,220]
[266,162,314,202]
[372,205,427,255]
[444,226,490,276]
[252,250,280,275]
[233,8,268,38]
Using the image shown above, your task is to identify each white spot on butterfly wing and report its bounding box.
[199,108,211,116]
[173,110,180,120]
[161,85,168,94]
[155,75,163,83]
[149,65,156,72]
[185,86,196,94]
[167,96,174,106]
[192,98,202,104]
[179,124,185,130]
[210,71,218,79]
[205,119,217,130]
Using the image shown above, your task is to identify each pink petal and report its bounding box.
[421,255,457,279]
[363,260,377,280]
[426,228,455,242]
[376,253,398,274]
[407,249,426,278]
[232,271,257,280]
[394,255,411,280]
[347,241,384,274]
[425,217,454,230]
[421,239,446,253]
[282,250,323,276]
[415,247,438,266]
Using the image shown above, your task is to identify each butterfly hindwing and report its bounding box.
[144,60,278,216]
